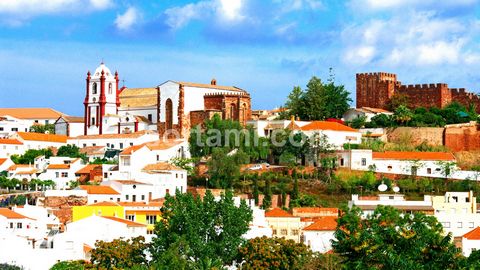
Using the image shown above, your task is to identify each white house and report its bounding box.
[10,132,67,150]
[302,216,337,253]
[0,138,24,158]
[0,158,14,172]
[67,130,159,150]
[38,157,85,190]
[0,108,65,137]
[77,185,122,204]
[236,198,273,239]
[102,180,154,203]
[54,116,84,137]
[343,107,393,122]
[0,208,41,240]
[247,119,310,137]
[462,227,480,256]
[298,121,362,149]
[136,162,188,199]
[7,164,39,181]
[349,194,434,217]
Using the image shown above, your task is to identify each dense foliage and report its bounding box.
[30,123,55,134]
[333,205,463,269]
[57,144,87,160]
[90,236,148,269]
[11,148,53,164]
[281,73,352,120]
[236,236,311,270]
[150,190,253,266]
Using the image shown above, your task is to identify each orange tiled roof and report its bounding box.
[79,185,120,195]
[303,216,337,231]
[16,132,67,143]
[143,162,183,172]
[372,151,455,161]
[0,139,23,145]
[101,216,146,227]
[60,116,84,123]
[265,208,294,218]
[83,244,93,253]
[300,121,358,132]
[121,140,183,155]
[120,144,145,155]
[87,201,120,207]
[79,146,105,155]
[76,164,101,174]
[47,164,70,170]
[0,158,8,166]
[464,227,480,240]
[0,208,33,219]
[292,207,339,215]
[0,108,64,119]
[113,180,150,185]
[71,130,156,140]
[8,164,32,171]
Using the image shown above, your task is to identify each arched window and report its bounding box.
[165,99,173,130]
[241,103,247,123]
[229,103,236,119]
[92,82,97,94]
[108,83,113,94]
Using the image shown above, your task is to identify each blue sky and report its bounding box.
[1,0,480,116]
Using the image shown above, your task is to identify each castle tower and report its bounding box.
[84,62,119,135]
[356,72,397,109]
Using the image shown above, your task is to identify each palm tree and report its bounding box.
[394,105,413,125]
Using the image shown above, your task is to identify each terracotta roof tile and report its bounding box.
[47,164,70,170]
[87,201,120,206]
[464,227,480,240]
[120,140,183,155]
[79,146,105,155]
[16,132,67,143]
[113,180,151,185]
[265,208,294,218]
[177,81,246,92]
[303,216,337,231]
[0,108,64,119]
[0,158,8,166]
[300,121,358,132]
[372,151,456,161]
[142,162,183,172]
[0,139,23,145]
[0,208,33,219]
[76,164,102,174]
[101,216,146,227]
[79,185,120,195]
[120,144,145,155]
[292,207,339,215]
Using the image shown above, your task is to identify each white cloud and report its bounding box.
[0,0,113,24]
[274,0,324,13]
[341,11,479,66]
[115,7,140,31]
[349,0,478,12]
[164,0,246,30]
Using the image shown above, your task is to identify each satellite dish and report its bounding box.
[393,186,400,193]
[378,183,388,192]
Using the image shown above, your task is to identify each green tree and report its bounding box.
[262,178,272,209]
[333,205,463,269]
[49,260,90,270]
[394,105,414,126]
[387,93,409,111]
[30,123,55,134]
[11,148,53,164]
[57,144,87,160]
[90,236,147,269]
[350,115,367,129]
[169,158,198,176]
[150,190,253,266]
[236,236,312,270]
[207,148,249,188]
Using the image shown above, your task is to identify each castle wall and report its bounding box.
[356,72,396,109]
[445,124,480,152]
[397,83,451,109]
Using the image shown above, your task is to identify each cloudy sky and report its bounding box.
[1,0,480,116]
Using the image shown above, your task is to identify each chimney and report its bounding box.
[211,78,217,85]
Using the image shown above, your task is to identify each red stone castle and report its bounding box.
[356,72,480,112]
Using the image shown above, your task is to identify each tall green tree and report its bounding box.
[333,205,464,269]
[207,148,249,188]
[282,73,352,120]
[90,236,148,269]
[11,148,53,164]
[150,190,253,266]
[57,144,86,159]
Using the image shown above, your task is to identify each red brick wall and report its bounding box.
[445,125,480,152]
[356,72,397,109]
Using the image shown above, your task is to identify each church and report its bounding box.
[83,63,251,138]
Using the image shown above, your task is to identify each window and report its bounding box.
[361,158,366,166]
[469,222,475,228]
[148,114,153,122]
[55,172,59,178]
[272,229,277,235]
[91,118,95,126]
[176,174,178,179]
[61,172,68,177]
[387,165,392,171]
[83,144,87,147]
[292,229,299,236]
[126,195,129,200]
[92,143,96,146]
[34,120,39,123]
[9,222,13,229]
[111,144,115,149]
[132,195,136,202]
[147,215,157,224]
[281,229,288,235]
[130,142,134,146]
[120,143,123,149]
[427,168,432,174]
[156,155,160,161]
[17,223,22,229]
[108,83,113,94]
[106,143,110,147]
[457,222,463,228]
[104,173,108,178]
[92,82,97,94]
[0,127,3,131]
[126,215,135,221]
[442,222,451,228]
[147,229,154,235]
[122,157,131,166]
[117,198,120,202]
[11,128,18,131]
[340,158,344,166]
[141,195,145,201]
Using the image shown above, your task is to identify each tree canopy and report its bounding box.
[281,73,352,120]
[11,148,53,164]
[333,205,464,269]
[150,190,253,266]
[90,236,148,269]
